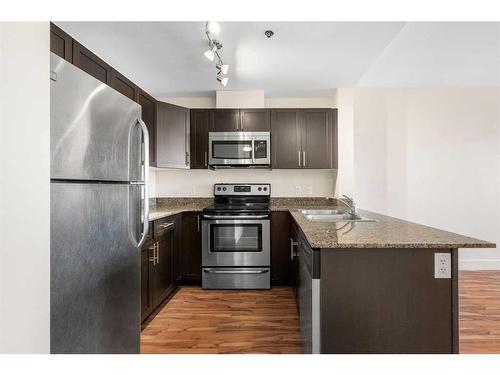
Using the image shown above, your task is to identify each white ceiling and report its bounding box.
[56,22,500,98]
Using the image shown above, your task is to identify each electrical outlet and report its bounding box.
[306,187,312,195]
[295,186,301,196]
[434,253,451,279]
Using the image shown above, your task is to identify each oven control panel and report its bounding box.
[214,183,271,196]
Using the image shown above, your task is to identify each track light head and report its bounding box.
[216,63,229,75]
[206,21,221,35]
[204,45,217,61]
[217,74,228,87]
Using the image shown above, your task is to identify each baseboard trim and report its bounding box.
[459,259,500,271]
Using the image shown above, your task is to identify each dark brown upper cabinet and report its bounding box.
[190,109,210,169]
[271,108,337,169]
[110,70,139,102]
[156,102,190,169]
[271,109,302,168]
[301,109,337,169]
[209,109,240,132]
[137,90,157,166]
[240,109,271,131]
[209,109,270,132]
[50,23,72,62]
[72,40,112,85]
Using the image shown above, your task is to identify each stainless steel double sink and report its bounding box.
[300,209,376,222]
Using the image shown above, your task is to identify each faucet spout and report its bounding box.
[337,195,357,217]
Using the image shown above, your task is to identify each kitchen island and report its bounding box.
[147,197,494,353]
[286,206,494,354]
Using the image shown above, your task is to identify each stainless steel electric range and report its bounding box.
[202,183,271,289]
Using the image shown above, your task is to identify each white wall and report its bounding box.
[334,89,355,197]
[0,22,50,353]
[216,90,264,108]
[348,87,500,270]
[150,168,336,198]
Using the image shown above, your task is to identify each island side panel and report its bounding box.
[320,248,455,353]
[452,248,459,354]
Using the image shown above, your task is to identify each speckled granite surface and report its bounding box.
[148,197,495,249]
[288,208,495,249]
[148,198,212,221]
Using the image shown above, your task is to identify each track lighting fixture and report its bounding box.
[206,21,221,35]
[203,21,229,87]
[204,45,217,61]
[217,74,228,87]
[216,63,229,75]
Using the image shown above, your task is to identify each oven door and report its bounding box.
[202,218,270,267]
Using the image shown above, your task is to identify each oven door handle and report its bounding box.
[203,214,269,220]
[203,268,269,275]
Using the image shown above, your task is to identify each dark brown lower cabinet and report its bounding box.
[153,232,174,307]
[319,248,458,353]
[171,214,182,283]
[271,211,292,286]
[141,218,179,323]
[140,239,154,321]
[181,212,202,284]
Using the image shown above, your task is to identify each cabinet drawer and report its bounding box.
[154,217,175,239]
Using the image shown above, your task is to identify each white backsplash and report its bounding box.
[149,168,337,197]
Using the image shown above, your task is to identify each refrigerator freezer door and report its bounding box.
[50,53,142,182]
[50,182,141,353]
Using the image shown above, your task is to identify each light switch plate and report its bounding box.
[434,253,451,279]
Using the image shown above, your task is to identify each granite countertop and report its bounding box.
[148,198,211,221]
[288,207,495,249]
[148,198,495,249]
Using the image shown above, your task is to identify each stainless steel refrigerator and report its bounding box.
[50,53,149,354]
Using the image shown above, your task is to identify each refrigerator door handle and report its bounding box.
[136,118,149,247]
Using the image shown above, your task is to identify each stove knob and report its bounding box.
[222,187,227,191]
[258,187,262,191]
[263,187,268,191]
[216,187,221,191]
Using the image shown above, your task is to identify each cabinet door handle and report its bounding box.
[185,151,190,166]
[298,151,301,167]
[290,239,298,260]
[156,242,159,264]
[303,151,306,167]
[148,244,156,264]
[197,215,200,232]
[160,222,174,230]
[204,151,208,167]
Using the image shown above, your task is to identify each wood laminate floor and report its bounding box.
[459,271,500,353]
[141,271,500,354]
[141,286,302,354]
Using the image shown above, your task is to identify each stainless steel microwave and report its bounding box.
[208,131,271,168]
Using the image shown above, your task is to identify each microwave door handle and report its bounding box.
[251,139,255,164]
